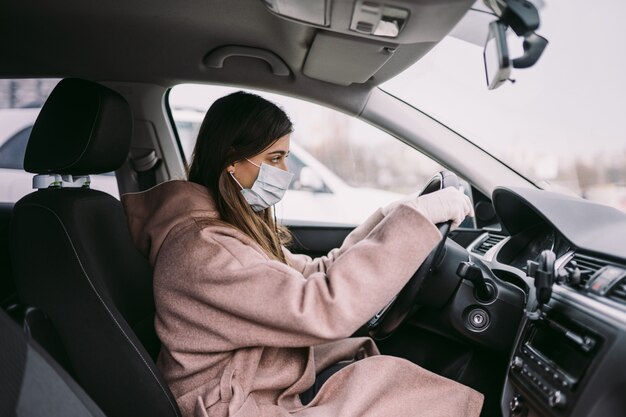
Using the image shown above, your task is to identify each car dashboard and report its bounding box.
[465,187,626,417]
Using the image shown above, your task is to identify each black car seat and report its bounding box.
[9,78,181,417]
[0,308,106,417]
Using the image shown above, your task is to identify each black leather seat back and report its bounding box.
[0,309,107,417]
[9,78,181,417]
[0,202,17,309]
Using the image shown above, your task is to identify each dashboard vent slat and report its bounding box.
[563,253,626,306]
[565,253,606,287]
[472,233,506,256]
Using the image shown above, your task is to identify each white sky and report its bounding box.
[381,0,626,163]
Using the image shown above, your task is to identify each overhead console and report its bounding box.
[260,0,474,85]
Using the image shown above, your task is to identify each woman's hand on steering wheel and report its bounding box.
[414,186,473,229]
[382,186,473,230]
[369,172,473,340]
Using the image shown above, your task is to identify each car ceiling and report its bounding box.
[0,0,475,113]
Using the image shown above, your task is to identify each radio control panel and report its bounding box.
[506,310,601,416]
[510,350,572,410]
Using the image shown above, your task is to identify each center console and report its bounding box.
[502,299,613,417]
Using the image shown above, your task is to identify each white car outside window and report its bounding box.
[278,142,402,225]
[0,108,39,203]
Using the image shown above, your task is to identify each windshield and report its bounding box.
[381,0,626,212]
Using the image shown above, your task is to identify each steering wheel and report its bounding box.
[368,171,460,340]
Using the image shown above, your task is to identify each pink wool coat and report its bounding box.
[122,180,483,417]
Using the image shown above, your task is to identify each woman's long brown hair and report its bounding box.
[187,91,293,263]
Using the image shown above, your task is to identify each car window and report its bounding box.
[0,79,119,202]
[169,84,469,226]
[0,126,31,170]
[380,2,626,213]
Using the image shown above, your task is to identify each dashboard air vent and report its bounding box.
[607,278,626,305]
[472,233,506,256]
[565,253,606,287]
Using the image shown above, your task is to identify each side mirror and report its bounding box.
[298,166,326,192]
[483,21,510,90]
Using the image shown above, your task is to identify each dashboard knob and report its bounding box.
[509,395,525,416]
[549,390,567,408]
[510,356,524,371]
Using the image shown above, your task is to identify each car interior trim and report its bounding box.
[466,232,511,263]
[552,282,626,326]
[203,46,291,77]
[493,187,626,260]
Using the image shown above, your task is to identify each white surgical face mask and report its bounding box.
[230,158,294,212]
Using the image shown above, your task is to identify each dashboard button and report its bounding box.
[549,390,567,408]
[509,395,525,415]
[511,356,524,371]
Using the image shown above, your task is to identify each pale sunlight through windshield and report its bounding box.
[381,0,626,212]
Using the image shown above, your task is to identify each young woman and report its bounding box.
[122,91,482,417]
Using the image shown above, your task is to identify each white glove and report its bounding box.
[412,186,474,229]
[382,187,474,230]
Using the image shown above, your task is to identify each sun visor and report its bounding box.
[303,32,395,86]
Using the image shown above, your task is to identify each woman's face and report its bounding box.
[229,134,291,189]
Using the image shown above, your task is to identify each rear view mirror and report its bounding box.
[483,21,510,90]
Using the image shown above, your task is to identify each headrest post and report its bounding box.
[33,174,91,189]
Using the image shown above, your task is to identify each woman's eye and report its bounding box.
[269,153,288,164]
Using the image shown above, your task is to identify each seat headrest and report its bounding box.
[24,78,132,175]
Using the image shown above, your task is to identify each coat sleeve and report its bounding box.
[283,208,386,277]
[155,203,441,351]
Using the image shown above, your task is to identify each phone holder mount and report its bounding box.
[525,249,582,320]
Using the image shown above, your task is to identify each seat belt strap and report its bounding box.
[130,149,161,191]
